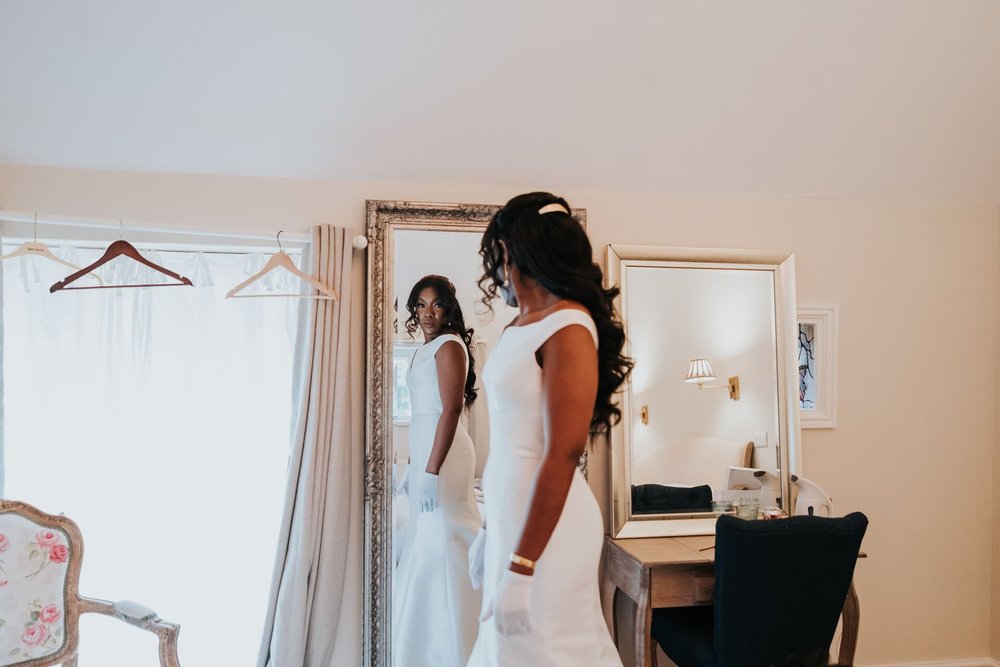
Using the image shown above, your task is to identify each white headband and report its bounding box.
[538,203,569,216]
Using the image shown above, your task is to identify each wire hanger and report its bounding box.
[0,213,102,284]
[225,231,338,300]
[49,220,192,293]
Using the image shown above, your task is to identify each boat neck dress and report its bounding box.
[467,309,623,667]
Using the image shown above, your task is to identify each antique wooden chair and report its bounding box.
[0,500,181,666]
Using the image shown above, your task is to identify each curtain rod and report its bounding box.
[0,210,311,244]
[0,241,298,257]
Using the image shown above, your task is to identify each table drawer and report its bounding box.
[650,564,714,608]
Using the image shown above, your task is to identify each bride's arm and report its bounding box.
[425,340,468,474]
[508,325,598,575]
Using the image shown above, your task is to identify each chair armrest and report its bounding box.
[80,596,182,667]
[114,599,159,625]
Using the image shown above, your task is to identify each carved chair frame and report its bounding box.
[0,500,180,667]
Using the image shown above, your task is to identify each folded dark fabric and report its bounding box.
[631,483,713,513]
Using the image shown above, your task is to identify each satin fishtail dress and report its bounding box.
[392,334,483,667]
[467,310,623,667]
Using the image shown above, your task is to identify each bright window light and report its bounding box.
[2,242,299,666]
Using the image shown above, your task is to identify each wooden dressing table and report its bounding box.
[600,535,863,667]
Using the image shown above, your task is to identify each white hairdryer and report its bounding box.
[791,474,835,516]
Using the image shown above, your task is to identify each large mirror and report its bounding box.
[606,244,802,537]
[363,200,586,667]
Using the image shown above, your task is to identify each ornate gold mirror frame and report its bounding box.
[364,200,496,667]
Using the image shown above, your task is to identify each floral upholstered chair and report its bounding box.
[0,500,181,667]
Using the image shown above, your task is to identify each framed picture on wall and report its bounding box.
[797,304,838,429]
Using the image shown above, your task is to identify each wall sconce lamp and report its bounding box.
[684,358,740,400]
[633,405,650,425]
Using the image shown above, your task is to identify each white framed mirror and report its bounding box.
[606,244,802,537]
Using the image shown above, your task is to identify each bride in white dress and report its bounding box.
[392,275,483,667]
[467,193,633,667]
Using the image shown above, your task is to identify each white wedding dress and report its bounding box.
[468,309,623,667]
[393,333,483,667]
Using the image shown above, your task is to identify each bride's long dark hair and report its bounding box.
[405,274,478,407]
[477,192,633,433]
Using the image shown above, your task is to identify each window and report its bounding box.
[2,242,298,665]
[392,342,419,423]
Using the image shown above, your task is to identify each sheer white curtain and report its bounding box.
[2,241,302,666]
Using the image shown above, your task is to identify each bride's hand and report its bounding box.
[468,526,487,589]
[480,569,533,637]
[417,471,439,513]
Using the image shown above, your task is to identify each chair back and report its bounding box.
[713,512,868,667]
[0,501,83,667]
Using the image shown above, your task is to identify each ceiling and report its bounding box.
[2,1,999,205]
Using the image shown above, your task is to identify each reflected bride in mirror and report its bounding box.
[391,275,483,667]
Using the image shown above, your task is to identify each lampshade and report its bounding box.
[684,358,717,383]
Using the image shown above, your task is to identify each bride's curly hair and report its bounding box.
[405,274,478,407]
[477,192,633,433]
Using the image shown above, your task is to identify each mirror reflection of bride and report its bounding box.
[391,274,482,667]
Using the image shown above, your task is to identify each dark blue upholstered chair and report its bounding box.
[651,512,868,667]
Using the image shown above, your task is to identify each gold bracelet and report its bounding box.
[509,552,536,571]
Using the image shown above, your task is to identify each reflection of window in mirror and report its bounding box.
[393,342,419,423]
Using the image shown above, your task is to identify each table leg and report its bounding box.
[634,573,653,667]
[600,564,617,642]
[608,588,620,645]
[838,580,860,666]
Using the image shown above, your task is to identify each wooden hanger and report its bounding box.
[0,214,102,284]
[225,231,338,300]
[49,221,192,293]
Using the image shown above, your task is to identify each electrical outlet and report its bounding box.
[751,432,768,448]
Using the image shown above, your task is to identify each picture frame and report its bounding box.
[797,304,838,429]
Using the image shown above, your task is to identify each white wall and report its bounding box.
[594,195,998,664]
[994,208,1000,662]
[1,164,997,665]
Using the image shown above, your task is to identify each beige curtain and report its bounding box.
[258,225,354,667]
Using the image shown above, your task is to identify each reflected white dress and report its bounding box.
[468,309,622,667]
[393,333,483,667]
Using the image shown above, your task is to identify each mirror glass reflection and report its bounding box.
[389,228,515,666]
[606,245,800,538]
[624,265,782,516]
